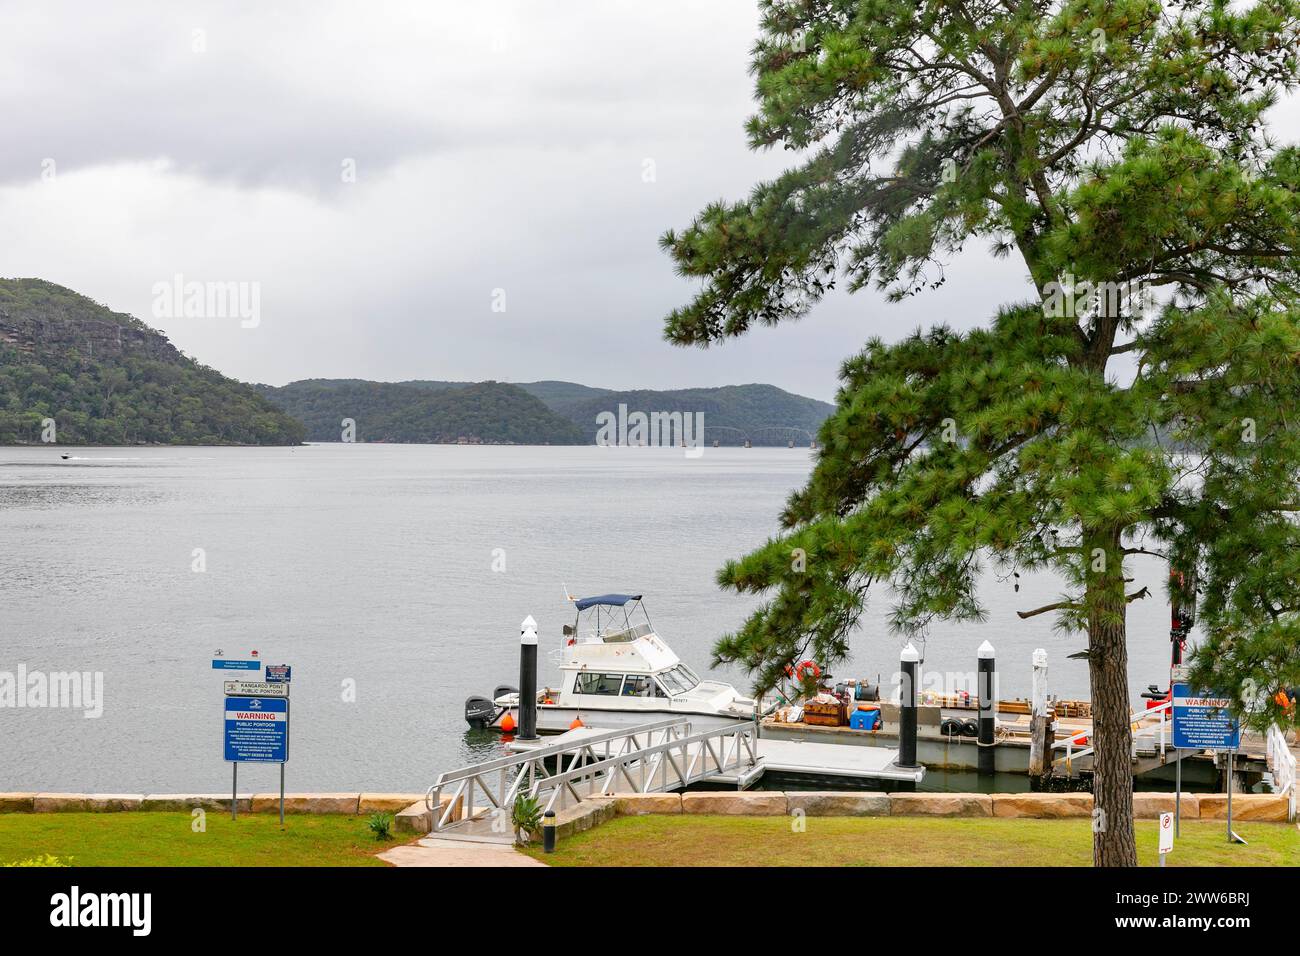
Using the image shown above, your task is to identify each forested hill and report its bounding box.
[524,383,834,446]
[256,379,585,444]
[0,279,304,445]
[268,378,835,446]
[0,279,829,448]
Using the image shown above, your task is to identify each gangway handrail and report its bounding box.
[425,718,698,831]
[428,717,690,789]
[425,719,759,836]
[1053,699,1171,773]
[1265,722,1296,822]
[523,720,759,815]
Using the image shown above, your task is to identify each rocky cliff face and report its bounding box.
[0,283,183,361]
[0,307,182,363]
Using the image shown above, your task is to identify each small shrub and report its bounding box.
[367,812,394,841]
[511,794,543,844]
[4,854,72,867]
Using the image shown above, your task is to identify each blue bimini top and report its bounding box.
[574,593,642,611]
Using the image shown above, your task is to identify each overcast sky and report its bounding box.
[2,2,1297,402]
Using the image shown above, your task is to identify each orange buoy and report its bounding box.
[570,716,585,729]
[500,712,516,733]
[794,660,822,683]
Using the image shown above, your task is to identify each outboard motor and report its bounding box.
[494,684,519,701]
[1140,683,1170,710]
[464,695,497,729]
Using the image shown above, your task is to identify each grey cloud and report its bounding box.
[1,1,1297,402]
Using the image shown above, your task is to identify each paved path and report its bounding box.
[378,838,547,867]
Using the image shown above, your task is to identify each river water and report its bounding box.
[0,444,1178,792]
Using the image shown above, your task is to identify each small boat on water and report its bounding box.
[465,592,758,734]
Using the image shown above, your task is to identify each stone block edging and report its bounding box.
[1197,793,1289,822]
[1131,792,1200,819]
[787,792,890,816]
[141,794,254,813]
[0,791,1288,824]
[890,792,993,817]
[251,793,360,815]
[992,793,1093,818]
[682,791,789,815]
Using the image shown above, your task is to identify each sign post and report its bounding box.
[1168,576,1193,836]
[1174,746,1182,837]
[1158,811,1174,866]
[1171,669,1243,845]
[265,666,291,823]
[223,692,290,824]
[1225,748,1248,845]
[216,653,291,825]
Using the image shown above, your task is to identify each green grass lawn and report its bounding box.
[525,815,1300,867]
[0,813,399,867]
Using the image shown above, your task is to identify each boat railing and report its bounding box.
[1265,722,1296,822]
[1053,698,1171,775]
[570,621,653,644]
[425,717,693,831]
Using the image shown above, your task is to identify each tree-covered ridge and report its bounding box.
[263,378,834,445]
[0,279,304,445]
[539,383,834,445]
[257,379,586,444]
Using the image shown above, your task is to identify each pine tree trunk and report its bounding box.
[1085,531,1138,867]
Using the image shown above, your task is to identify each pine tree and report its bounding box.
[661,0,1300,866]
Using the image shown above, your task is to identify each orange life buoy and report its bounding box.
[794,660,821,683]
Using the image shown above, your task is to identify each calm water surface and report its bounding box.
[0,445,1177,792]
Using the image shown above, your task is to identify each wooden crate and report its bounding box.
[802,700,847,727]
[1054,699,1093,719]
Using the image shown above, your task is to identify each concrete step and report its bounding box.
[419,832,513,846]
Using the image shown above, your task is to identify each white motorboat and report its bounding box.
[464,593,758,734]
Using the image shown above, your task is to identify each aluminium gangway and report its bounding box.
[423,717,761,843]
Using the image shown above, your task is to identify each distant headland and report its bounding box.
[0,279,832,447]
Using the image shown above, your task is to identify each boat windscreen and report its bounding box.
[659,665,700,695]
